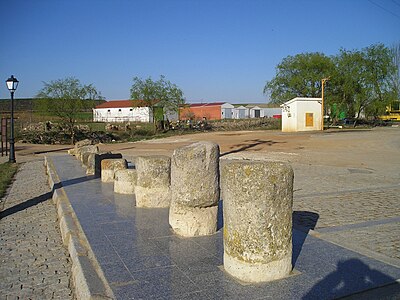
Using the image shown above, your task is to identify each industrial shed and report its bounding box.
[180,102,234,121]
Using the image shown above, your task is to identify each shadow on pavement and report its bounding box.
[0,175,95,219]
[60,175,97,187]
[292,211,319,266]
[217,200,224,231]
[303,258,400,299]
[0,191,53,219]
[220,139,285,156]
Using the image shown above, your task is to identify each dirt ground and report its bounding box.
[8,127,400,174]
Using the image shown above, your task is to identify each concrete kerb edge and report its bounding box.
[44,156,115,300]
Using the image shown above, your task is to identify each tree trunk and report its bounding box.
[69,119,75,145]
[353,108,362,128]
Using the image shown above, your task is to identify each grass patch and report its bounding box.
[0,162,18,200]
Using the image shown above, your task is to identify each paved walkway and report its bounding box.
[0,159,74,299]
[48,154,400,299]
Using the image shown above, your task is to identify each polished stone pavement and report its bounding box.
[50,155,400,300]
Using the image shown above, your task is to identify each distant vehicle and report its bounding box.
[379,100,400,121]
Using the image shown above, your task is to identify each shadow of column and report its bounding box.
[292,211,319,266]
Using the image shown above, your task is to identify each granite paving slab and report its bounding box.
[49,154,400,299]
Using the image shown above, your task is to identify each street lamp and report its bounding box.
[6,75,19,163]
[321,77,329,131]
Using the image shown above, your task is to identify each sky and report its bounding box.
[0,0,399,104]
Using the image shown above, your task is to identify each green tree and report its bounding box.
[264,44,397,126]
[36,77,104,144]
[332,44,396,125]
[390,42,400,99]
[263,52,335,104]
[130,75,185,128]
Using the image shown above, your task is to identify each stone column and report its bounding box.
[101,158,127,182]
[135,156,171,208]
[114,169,137,194]
[169,141,220,237]
[77,145,99,163]
[87,153,123,176]
[221,160,293,283]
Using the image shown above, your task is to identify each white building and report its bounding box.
[221,103,235,119]
[233,105,249,119]
[93,100,178,123]
[280,97,322,132]
[232,104,281,119]
[93,100,152,122]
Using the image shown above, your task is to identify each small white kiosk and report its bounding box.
[280,97,322,132]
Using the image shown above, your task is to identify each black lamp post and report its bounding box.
[6,75,19,163]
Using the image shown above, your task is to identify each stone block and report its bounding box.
[69,139,92,156]
[75,139,92,150]
[81,152,92,167]
[86,152,123,176]
[169,141,220,237]
[101,159,128,183]
[135,155,171,208]
[169,202,218,237]
[76,145,99,162]
[114,169,137,194]
[221,160,294,283]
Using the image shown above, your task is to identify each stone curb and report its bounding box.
[44,156,115,300]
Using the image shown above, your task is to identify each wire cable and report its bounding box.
[368,0,400,20]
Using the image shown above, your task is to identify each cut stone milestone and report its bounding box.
[135,156,171,208]
[169,141,220,237]
[114,169,137,194]
[101,158,128,182]
[169,202,218,237]
[76,144,98,162]
[221,160,294,283]
[87,153,123,176]
[69,139,92,156]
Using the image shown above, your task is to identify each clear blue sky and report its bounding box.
[1,0,399,103]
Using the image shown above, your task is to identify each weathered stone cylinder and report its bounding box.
[77,144,99,163]
[114,169,137,194]
[169,141,220,237]
[101,159,128,182]
[68,139,92,156]
[135,156,171,208]
[87,153,123,176]
[221,160,293,283]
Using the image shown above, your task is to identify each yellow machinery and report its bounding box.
[380,100,400,121]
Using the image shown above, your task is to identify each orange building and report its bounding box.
[180,102,234,121]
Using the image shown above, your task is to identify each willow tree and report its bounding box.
[332,44,397,124]
[36,77,104,143]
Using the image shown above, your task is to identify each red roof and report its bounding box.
[186,102,225,108]
[95,100,148,109]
